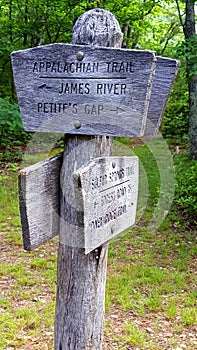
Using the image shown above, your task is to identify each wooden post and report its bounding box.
[54,9,123,350]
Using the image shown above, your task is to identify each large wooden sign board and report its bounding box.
[74,156,138,254]
[11,44,156,137]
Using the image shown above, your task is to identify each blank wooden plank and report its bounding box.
[19,152,62,250]
[11,44,156,137]
[144,56,179,138]
[74,156,138,254]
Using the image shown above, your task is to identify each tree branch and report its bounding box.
[175,0,184,28]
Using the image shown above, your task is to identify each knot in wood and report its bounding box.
[72,8,123,48]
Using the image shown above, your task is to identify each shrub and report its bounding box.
[174,152,197,224]
[0,98,31,161]
[161,64,189,146]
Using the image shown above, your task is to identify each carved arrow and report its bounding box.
[38,83,52,89]
[110,106,126,114]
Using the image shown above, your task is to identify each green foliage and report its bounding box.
[0,0,184,97]
[0,0,187,154]
[0,98,22,133]
[174,152,197,224]
[161,65,189,145]
[0,172,20,229]
[181,308,197,326]
[105,0,183,55]
[122,321,146,346]
[177,35,197,78]
[0,98,31,161]
[0,0,83,98]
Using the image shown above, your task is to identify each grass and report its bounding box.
[0,171,20,229]
[106,227,196,309]
[0,167,57,348]
[0,137,196,349]
[0,235,57,349]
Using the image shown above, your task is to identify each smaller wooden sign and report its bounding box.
[74,156,138,254]
[19,153,62,250]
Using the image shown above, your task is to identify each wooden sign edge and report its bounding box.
[144,56,179,138]
[19,152,63,250]
[11,42,156,58]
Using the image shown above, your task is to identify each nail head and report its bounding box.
[74,121,81,129]
[77,51,84,61]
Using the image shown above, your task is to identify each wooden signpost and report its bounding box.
[11,7,178,350]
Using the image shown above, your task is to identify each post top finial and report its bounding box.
[72,8,123,48]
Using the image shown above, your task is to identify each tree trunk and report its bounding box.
[188,75,197,159]
[183,0,197,159]
[23,0,28,46]
[9,0,15,100]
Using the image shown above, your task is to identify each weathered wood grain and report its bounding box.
[144,56,179,138]
[12,45,156,137]
[55,8,123,350]
[55,136,113,350]
[74,156,138,254]
[72,7,123,47]
[19,153,62,250]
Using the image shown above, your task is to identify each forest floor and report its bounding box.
[0,224,196,350]
[0,138,196,349]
